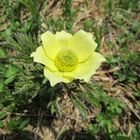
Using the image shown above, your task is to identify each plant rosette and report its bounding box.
[31,30,106,86]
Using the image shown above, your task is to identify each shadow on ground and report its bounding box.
[1,84,97,140]
[0,130,41,140]
[0,129,97,140]
[57,129,96,140]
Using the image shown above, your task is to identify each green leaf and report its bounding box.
[70,94,88,117]
[0,112,7,120]
[7,119,18,131]
[48,101,58,115]
[4,75,17,85]
[0,103,3,110]
[88,123,100,134]
[4,65,19,85]
[0,47,6,58]
[19,119,29,129]
[0,82,4,92]
[5,65,19,78]
[0,121,4,128]
[7,118,29,131]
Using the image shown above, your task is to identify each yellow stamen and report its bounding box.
[55,49,78,72]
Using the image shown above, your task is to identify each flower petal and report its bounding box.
[44,67,73,86]
[31,46,57,71]
[41,31,64,60]
[68,30,97,62]
[64,52,106,82]
[55,30,72,48]
[55,30,72,41]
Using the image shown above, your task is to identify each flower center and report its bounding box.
[55,49,78,72]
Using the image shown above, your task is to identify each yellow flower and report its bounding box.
[31,30,106,86]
